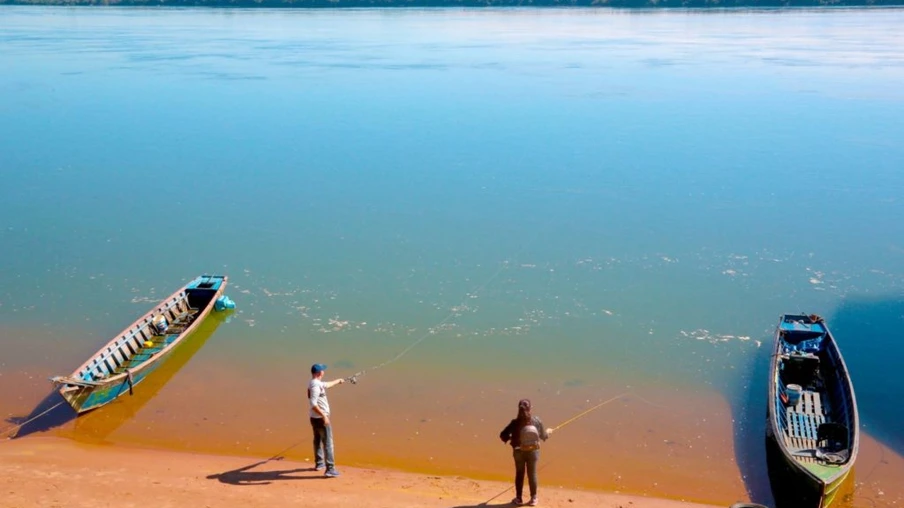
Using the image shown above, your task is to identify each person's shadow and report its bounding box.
[207,456,327,486]
[445,483,515,507]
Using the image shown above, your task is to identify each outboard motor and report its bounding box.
[215,295,236,311]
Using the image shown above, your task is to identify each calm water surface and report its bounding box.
[1,6,903,507]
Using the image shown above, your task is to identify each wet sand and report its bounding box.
[4,323,904,507]
[0,436,724,508]
[2,358,749,505]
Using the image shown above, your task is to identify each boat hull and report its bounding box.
[61,341,175,413]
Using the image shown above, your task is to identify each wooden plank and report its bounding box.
[813,391,823,416]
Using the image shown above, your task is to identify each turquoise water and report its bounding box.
[1,6,903,506]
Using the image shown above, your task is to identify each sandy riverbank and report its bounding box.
[0,436,725,508]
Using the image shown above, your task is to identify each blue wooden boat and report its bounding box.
[51,275,228,414]
[766,314,859,508]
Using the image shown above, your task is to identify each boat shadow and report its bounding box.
[829,294,904,458]
[7,311,230,441]
[206,457,328,485]
[729,340,775,508]
[4,390,78,438]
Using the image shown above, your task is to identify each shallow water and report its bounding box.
[1,6,903,506]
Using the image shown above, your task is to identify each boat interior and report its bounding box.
[775,315,854,466]
[75,294,199,383]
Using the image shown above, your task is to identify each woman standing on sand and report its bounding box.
[499,399,553,507]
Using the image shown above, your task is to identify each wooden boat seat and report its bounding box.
[79,298,200,379]
[784,390,827,458]
[109,302,198,375]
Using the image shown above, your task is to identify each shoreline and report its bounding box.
[0,436,725,508]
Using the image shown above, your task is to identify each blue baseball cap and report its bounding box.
[311,363,328,374]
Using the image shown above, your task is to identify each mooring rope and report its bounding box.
[0,401,65,440]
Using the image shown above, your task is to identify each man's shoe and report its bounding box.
[314,464,325,471]
[511,498,523,506]
[324,468,341,478]
[527,497,538,506]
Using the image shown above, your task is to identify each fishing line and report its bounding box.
[343,234,543,384]
[549,391,630,432]
[0,401,65,440]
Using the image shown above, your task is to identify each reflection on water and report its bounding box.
[65,311,229,444]
[8,311,228,442]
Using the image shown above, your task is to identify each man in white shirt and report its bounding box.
[308,363,345,477]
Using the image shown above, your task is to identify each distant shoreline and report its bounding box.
[1,0,902,8]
